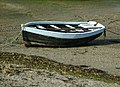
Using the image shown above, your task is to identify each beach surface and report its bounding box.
[0,0,120,86]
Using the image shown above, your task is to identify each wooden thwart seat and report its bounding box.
[50,25,61,29]
[65,25,75,29]
[37,25,46,29]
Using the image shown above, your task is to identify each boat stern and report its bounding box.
[21,24,29,42]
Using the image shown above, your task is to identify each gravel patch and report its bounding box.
[0,69,120,87]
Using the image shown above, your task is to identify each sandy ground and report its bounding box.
[1,43,120,76]
[0,67,120,87]
[0,0,120,86]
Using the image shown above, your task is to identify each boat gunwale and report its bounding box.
[24,21,88,27]
[22,21,105,34]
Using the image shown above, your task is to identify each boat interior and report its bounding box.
[28,24,99,33]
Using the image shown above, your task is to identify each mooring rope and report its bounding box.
[106,29,120,35]
[10,30,22,44]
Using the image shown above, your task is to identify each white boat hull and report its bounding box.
[21,21,105,46]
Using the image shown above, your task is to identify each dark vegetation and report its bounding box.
[0,52,120,84]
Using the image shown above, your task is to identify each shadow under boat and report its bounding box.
[88,39,120,46]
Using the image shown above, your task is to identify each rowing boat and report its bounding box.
[21,21,105,47]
